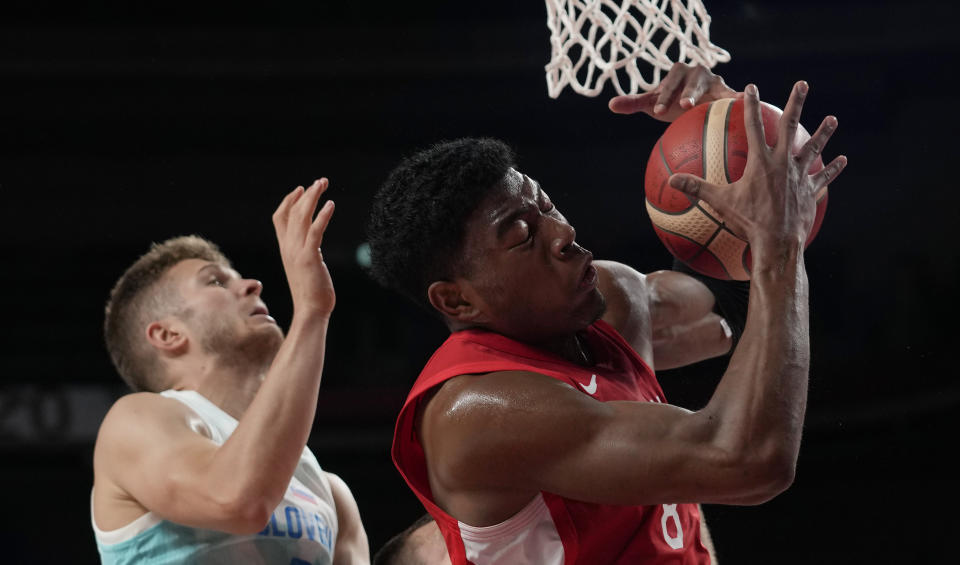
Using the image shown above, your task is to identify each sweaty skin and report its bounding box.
[417,81,846,534]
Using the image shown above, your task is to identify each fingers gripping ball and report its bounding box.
[644,98,828,280]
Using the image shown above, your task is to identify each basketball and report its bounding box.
[644,98,828,280]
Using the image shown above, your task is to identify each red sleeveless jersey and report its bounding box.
[392,320,711,564]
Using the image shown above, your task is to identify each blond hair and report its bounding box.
[104,235,230,392]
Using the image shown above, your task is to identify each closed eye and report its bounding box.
[511,220,535,248]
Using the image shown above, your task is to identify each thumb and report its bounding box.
[669,173,727,214]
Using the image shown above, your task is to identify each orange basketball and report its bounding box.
[644,98,828,280]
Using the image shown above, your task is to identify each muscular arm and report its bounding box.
[603,63,746,370]
[648,269,734,370]
[94,181,339,534]
[423,82,845,525]
[597,261,732,371]
[424,248,806,524]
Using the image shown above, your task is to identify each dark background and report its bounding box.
[2,1,958,563]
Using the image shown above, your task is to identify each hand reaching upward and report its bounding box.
[272,178,336,319]
[667,82,848,268]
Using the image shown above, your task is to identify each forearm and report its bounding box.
[199,181,338,525]
[206,311,331,515]
[704,242,809,480]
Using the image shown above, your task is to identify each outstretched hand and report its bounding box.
[272,178,336,318]
[608,62,739,122]
[668,82,848,264]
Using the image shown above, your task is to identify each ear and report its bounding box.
[145,318,189,357]
[427,280,485,323]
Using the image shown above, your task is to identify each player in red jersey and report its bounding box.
[367,66,847,564]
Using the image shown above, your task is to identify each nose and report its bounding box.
[240,278,263,297]
[547,217,578,259]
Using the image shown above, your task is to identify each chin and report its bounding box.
[265,323,285,341]
[260,328,285,356]
[578,288,607,327]
[594,289,607,321]
[235,327,285,368]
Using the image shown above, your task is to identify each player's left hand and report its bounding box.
[608,62,740,122]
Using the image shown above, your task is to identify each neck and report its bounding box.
[540,332,593,367]
[171,355,268,420]
[448,320,594,366]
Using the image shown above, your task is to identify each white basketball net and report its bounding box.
[544,0,731,98]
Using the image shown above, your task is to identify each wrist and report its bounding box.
[750,239,804,278]
[289,308,333,332]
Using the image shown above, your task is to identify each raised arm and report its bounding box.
[597,261,732,371]
[95,180,338,533]
[423,82,847,522]
[599,62,747,371]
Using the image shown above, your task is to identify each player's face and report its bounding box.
[165,259,284,360]
[457,168,605,343]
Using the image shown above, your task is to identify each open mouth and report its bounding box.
[579,255,598,289]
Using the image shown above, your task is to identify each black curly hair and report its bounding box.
[367,137,515,312]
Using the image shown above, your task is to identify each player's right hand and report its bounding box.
[666,82,847,264]
[272,179,336,318]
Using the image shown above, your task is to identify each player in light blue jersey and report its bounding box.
[93,178,369,564]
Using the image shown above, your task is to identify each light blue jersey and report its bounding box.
[91,390,338,565]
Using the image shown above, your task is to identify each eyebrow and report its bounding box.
[195,263,238,280]
[530,178,543,200]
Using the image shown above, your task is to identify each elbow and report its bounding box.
[765,451,797,497]
[695,409,800,504]
[214,489,278,535]
[698,435,797,505]
[733,449,797,505]
[228,502,274,535]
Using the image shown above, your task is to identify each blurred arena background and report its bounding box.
[1,1,958,562]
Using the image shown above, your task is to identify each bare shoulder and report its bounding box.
[94,392,209,477]
[97,393,202,443]
[420,371,609,488]
[595,260,654,362]
[596,260,649,313]
[97,393,166,449]
[100,391,185,421]
[424,370,584,427]
[643,269,715,327]
[595,260,648,288]
[601,265,708,314]
[93,392,212,528]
